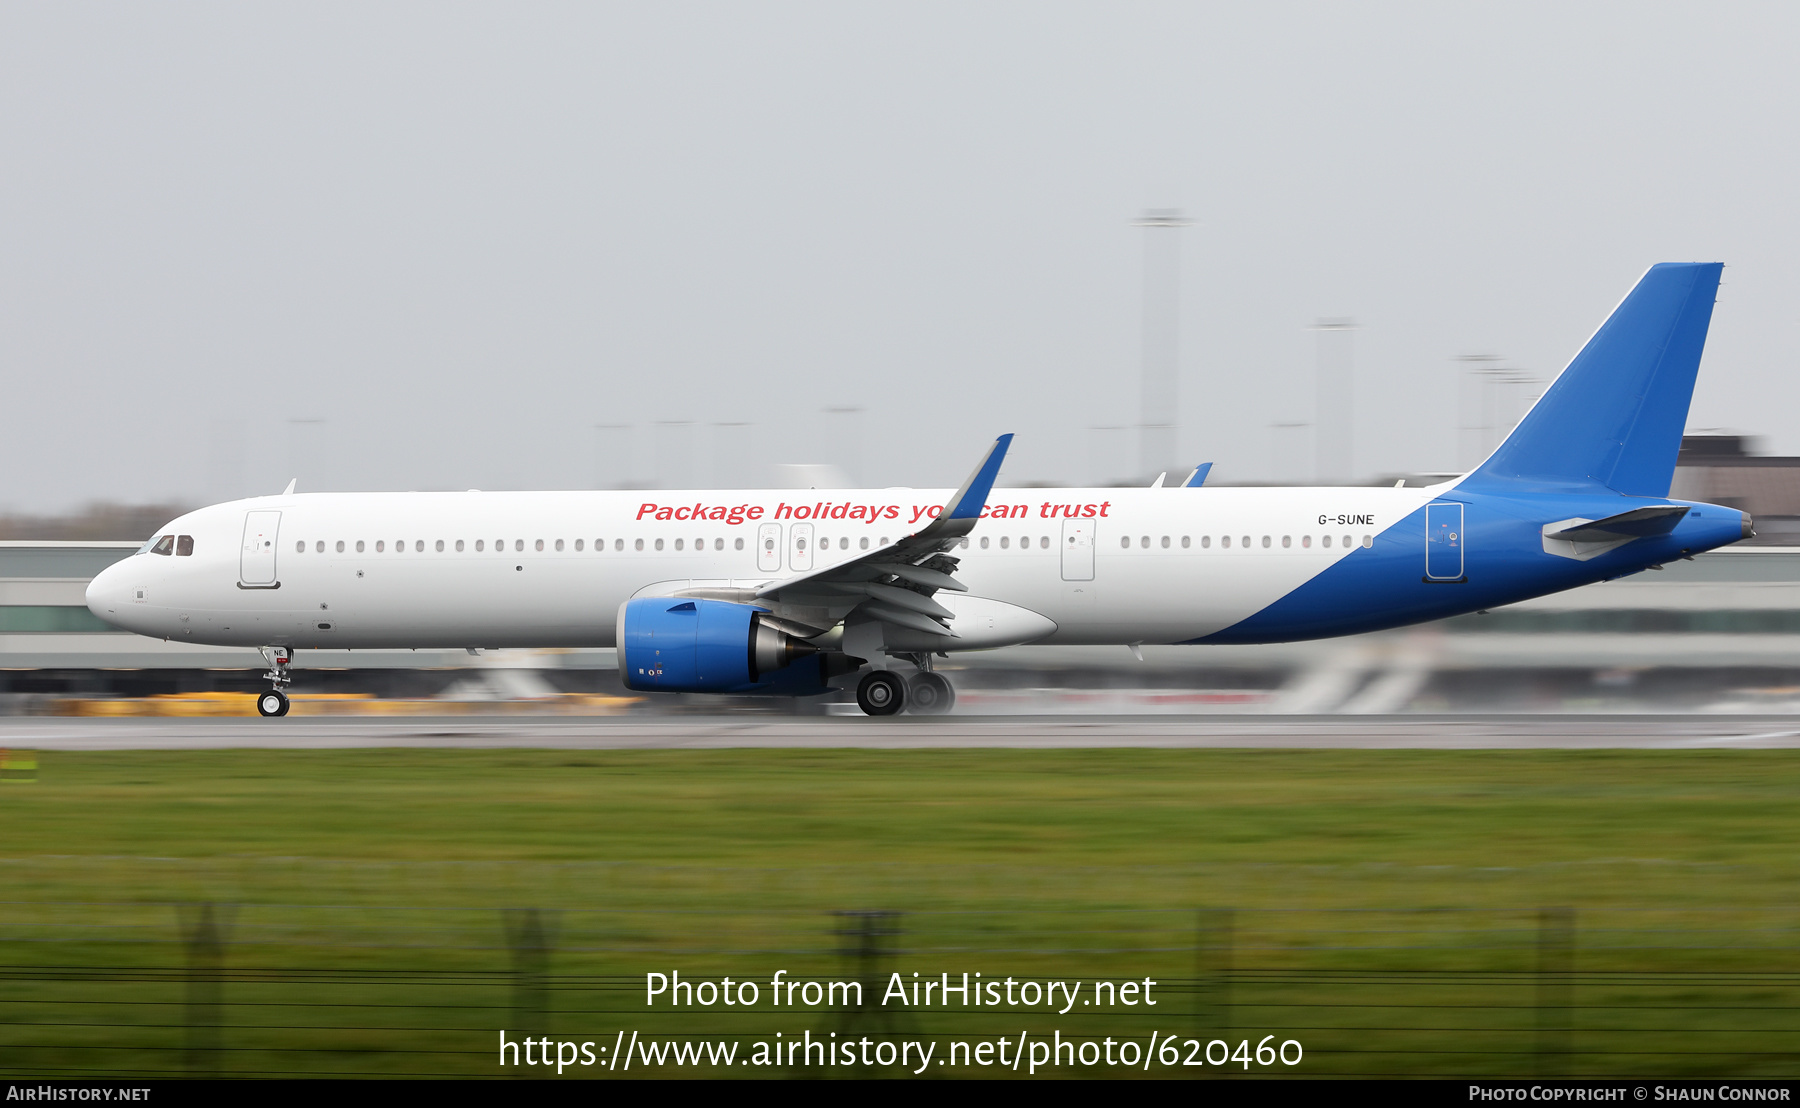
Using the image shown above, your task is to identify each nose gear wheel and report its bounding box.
[256,647,294,718]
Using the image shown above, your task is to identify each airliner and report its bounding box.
[87,263,1749,716]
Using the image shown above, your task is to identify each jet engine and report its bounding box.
[617,598,824,694]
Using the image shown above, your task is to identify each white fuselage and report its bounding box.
[85,485,1435,651]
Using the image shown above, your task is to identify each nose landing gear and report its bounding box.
[257,647,293,718]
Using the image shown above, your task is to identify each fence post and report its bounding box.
[503,909,557,1040]
[1535,906,1575,1075]
[1195,908,1234,1039]
[177,902,230,1077]
[829,910,907,1070]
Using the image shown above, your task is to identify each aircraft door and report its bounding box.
[1061,518,1094,581]
[1425,502,1464,581]
[240,510,282,587]
[789,522,815,572]
[756,522,783,573]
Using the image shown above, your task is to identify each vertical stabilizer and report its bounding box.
[1466,263,1722,497]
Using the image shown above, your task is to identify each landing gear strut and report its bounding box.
[257,647,293,718]
[856,670,907,716]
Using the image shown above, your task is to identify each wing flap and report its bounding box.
[859,603,959,638]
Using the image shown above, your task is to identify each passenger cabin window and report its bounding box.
[575,539,584,551]
[336,540,345,553]
[535,539,544,552]
[616,539,625,551]
[151,535,175,556]
[415,540,424,552]
[176,535,195,556]
[355,540,365,553]
[734,538,744,551]
[295,541,305,554]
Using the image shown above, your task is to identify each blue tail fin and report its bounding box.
[1466,262,1722,497]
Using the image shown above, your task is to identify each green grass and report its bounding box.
[0,748,1796,1078]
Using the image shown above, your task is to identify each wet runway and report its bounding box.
[2,714,1799,750]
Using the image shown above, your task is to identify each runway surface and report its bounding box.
[3,714,1800,750]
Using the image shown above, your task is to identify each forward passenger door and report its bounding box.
[239,511,282,587]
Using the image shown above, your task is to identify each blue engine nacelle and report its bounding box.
[617,598,826,695]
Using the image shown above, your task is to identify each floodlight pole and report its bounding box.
[1134,209,1190,482]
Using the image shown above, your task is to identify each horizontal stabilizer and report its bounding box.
[1545,505,1689,544]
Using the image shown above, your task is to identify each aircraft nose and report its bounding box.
[1743,512,1757,540]
[86,562,125,621]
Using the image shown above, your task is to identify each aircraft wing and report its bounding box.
[746,434,1014,639]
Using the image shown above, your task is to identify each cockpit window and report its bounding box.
[176,535,195,557]
[150,535,175,556]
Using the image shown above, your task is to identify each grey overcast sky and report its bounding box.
[3,2,1798,510]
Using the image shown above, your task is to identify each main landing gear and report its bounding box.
[856,670,906,716]
[907,671,955,715]
[853,668,956,716]
[256,647,293,718]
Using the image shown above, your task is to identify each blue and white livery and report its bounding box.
[87,263,1749,715]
